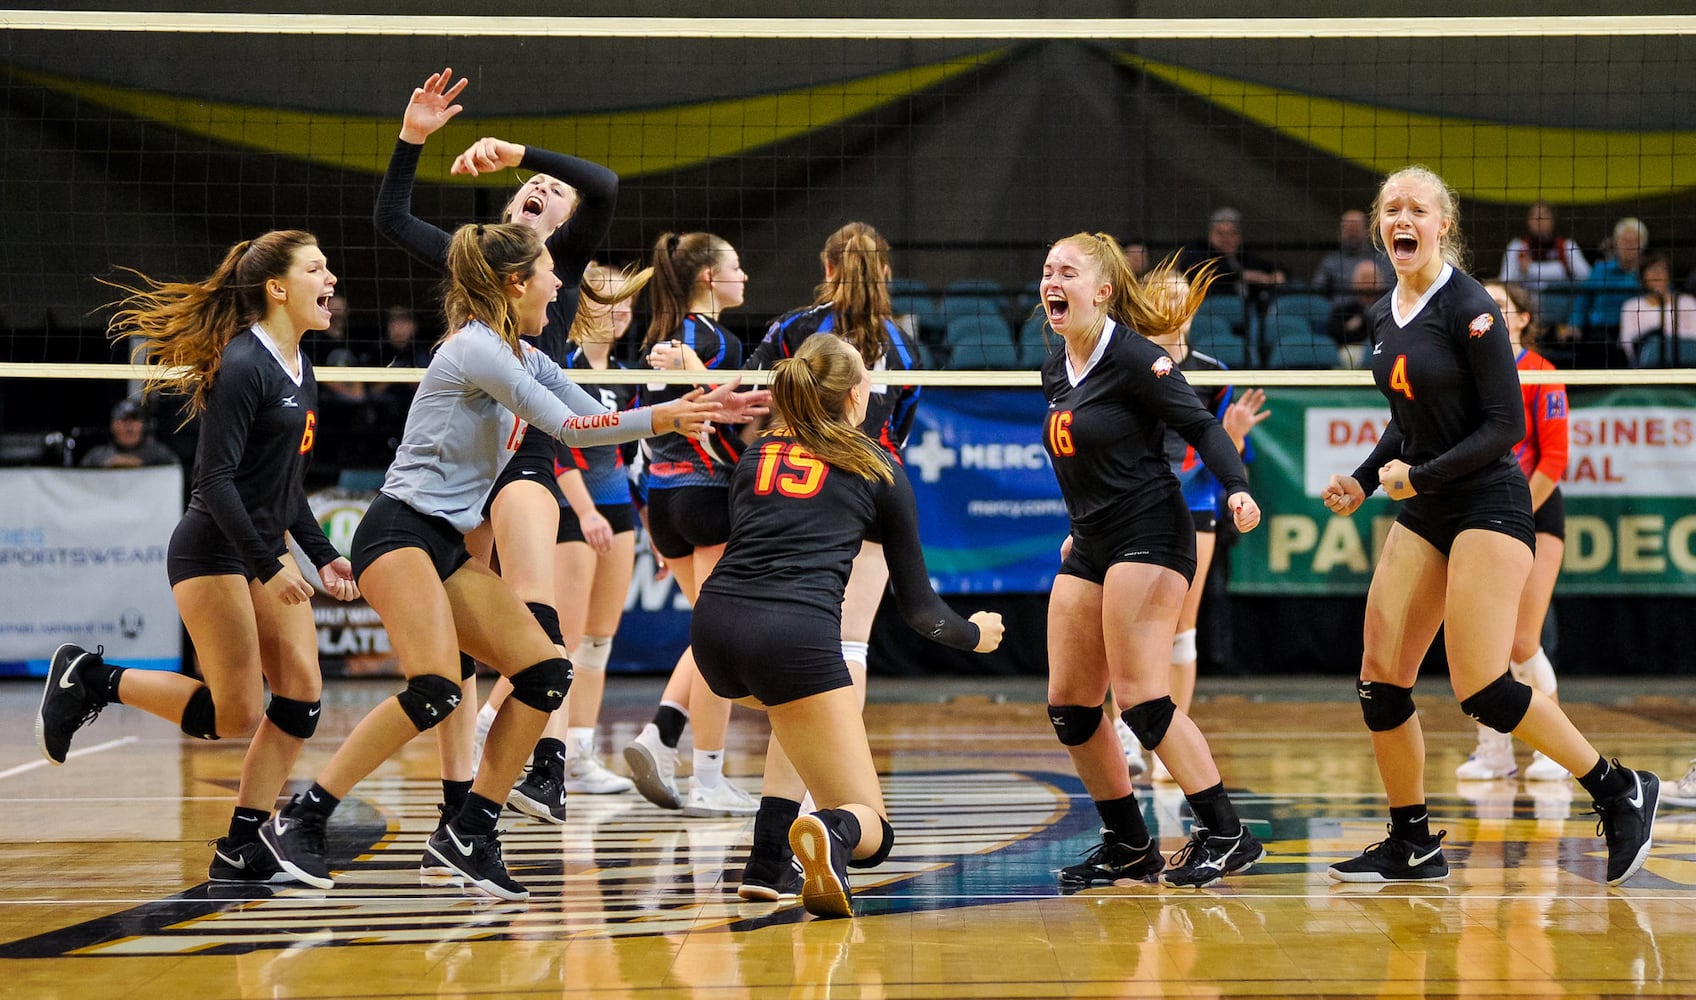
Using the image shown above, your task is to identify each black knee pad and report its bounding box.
[1123,696,1177,750]
[1358,679,1416,732]
[509,657,571,712]
[1460,671,1534,734]
[265,694,321,740]
[396,674,463,731]
[458,652,478,681]
[180,684,218,740]
[525,601,564,647]
[849,815,895,869]
[1047,703,1103,747]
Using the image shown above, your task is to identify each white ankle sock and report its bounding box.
[693,749,725,789]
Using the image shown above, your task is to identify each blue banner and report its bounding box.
[903,387,1068,594]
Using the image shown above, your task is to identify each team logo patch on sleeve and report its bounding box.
[1151,356,1175,377]
[1545,390,1568,419]
[1468,313,1495,338]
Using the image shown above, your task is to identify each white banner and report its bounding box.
[0,466,182,675]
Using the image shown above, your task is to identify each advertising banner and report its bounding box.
[0,466,183,676]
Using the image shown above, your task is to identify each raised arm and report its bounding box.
[373,69,467,269]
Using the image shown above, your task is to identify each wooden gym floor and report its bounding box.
[1,675,1692,999]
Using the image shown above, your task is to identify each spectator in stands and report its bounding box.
[1564,217,1646,337]
[80,396,179,468]
[373,305,431,426]
[1497,200,1590,292]
[308,295,377,466]
[1325,259,1388,369]
[1312,209,1393,301]
[1619,253,1696,364]
[1177,207,1285,313]
[1123,238,1153,279]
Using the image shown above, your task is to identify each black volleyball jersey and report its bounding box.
[1351,266,1526,496]
[751,305,923,457]
[639,313,747,489]
[1040,319,1250,536]
[185,327,341,581]
[701,432,980,651]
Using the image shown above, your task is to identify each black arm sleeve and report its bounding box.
[1146,366,1251,498]
[875,463,981,651]
[524,145,618,365]
[373,138,452,270]
[1407,310,1526,492]
[288,485,341,570]
[196,364,282,582]
[1350,422,1405,498]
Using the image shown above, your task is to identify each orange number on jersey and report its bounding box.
[753,442,829,499]
[298,411,316,454]
[1046,411,1076,456]
[1389,355,1415,400]
[505,417,530,452]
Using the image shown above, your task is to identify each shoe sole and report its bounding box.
[736,882,797,902]
[505,788,567,825]
[564,777,637,795]
[623,743,682,810]
[35,643,83,766]
[424,842,530,902]
[682,800,759,818]
[1326,866,1449,884]
[1608,774,1660,887]
[258,827,335,890]
[1160,843,1267,889]
[790,814,852,918]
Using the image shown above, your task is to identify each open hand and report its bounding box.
[399,68,468,144]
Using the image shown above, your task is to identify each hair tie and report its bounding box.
[666,233,681,253]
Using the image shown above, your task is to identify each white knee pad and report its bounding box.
[1171,628,1197,666]
[572,635,612,674]
[1510,648,1557,695]
[841,640,869,668]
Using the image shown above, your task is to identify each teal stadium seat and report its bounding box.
[889,277,945,347]
[1268,292,1333,340]
[1185,314,1249,369]
[1262,314,1336,368]
[943,314,1021,369]
[1018,312,1054,368]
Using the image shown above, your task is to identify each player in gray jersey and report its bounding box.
[263,223,764,901]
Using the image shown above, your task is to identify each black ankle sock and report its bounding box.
[455,792,502,837]
[1185,783,1243,838]
[755,796,802,851]
[654,704,689,748]
[80,658,124,705]
[1579,756,1631,800]
[228,806,268,845]
[442,779,474,815]
[533,738,567,769]
[293,782,340,821]
[1095,792,1151,846]
[1389,803,1431,843]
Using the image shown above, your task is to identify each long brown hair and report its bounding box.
[105,229,318,416]
[769,335,892,484]
[1485,280,1543,348]
[644,230,731,350]
[443,223,544,357]
[571,262,653,346]
[813,221,893,365]
[1048,233,1216,346]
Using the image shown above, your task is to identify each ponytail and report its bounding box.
[815,222,893,365]
[770,335,892,484]
[571,262,653,346]
[644,231,729,350]
[442,222,543,356]
[1046,233,1217,345]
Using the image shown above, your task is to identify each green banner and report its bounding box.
[1234,385,1696,596]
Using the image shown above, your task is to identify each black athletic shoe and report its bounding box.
[421,804,456,877]
[507,760,568,825]
[426,823,529,902]
[1159,827,1266,889]
[738,855,804,902]
[1327,827,1449,883]
[1593,765,1660,886]
[1058,832,1164,886]
[789,812,854,918]
[36,643,108,765]
[209,836,292,884]
[260,795,334,889]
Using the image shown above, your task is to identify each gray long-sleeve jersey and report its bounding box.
[381,321,657,532]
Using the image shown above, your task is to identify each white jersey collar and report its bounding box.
[1390,263,1454,329]
[1066,318,1116,386]
[249,324,304,386]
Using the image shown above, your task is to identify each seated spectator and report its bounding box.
[1177,207,1285,311]
[1556,217,1644,341]
[1619,253,1696,364]
[1311,209,1393,302]
[310,295,373,406]
[1498,200,1590,292]
[80,397,179,468]
[1325,259,1387,369]
[372,304,432,428]
[1123,237,1153,278]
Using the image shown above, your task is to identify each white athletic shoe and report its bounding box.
[1524,750,1571,782]
[682,776,758,817]
[564,747,635,795]
[1115,717,1148,778]
[1664,759,1696,807]
[1454,726,1517,780]
[623,724,683,810]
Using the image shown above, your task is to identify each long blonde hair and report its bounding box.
[1043,233,1216,347]
[571,262,653,346]
[769,335,893,484]
[813,221,893,365]
[105,229,318,416]
[442,223,544,357]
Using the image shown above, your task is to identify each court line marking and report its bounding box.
[0,736,138,780]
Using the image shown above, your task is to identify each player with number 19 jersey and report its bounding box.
[1040,320,1249,540]
[1350,265,1525,496]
